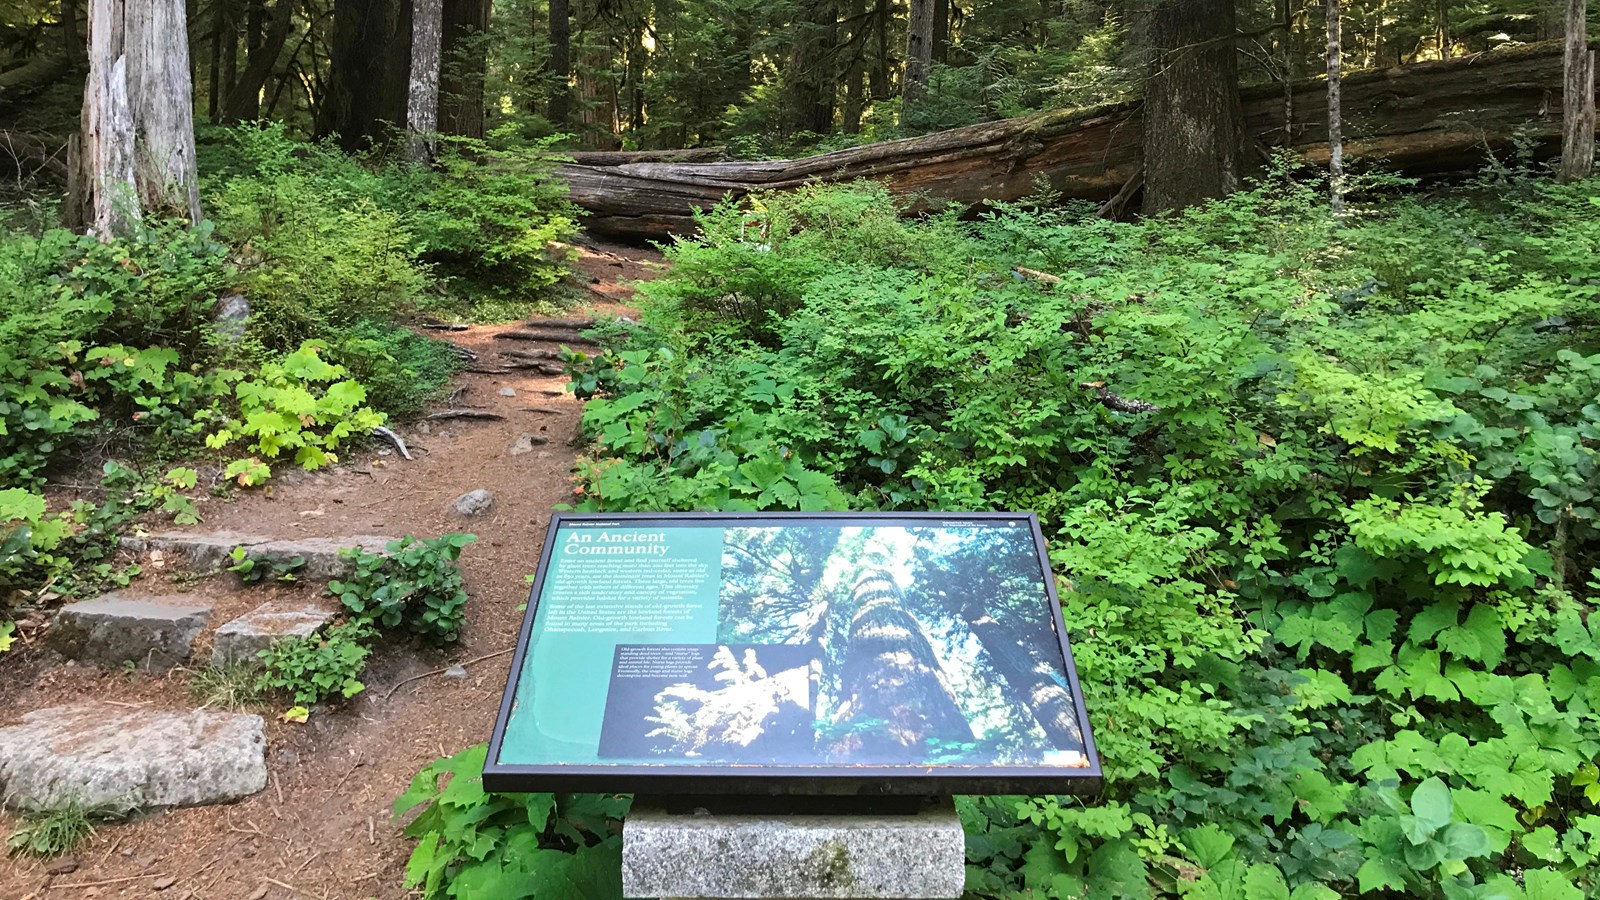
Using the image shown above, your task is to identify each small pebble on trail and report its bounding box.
[508,433,548,455]
[499,387,517,397]
[444,664,468,679]
[453,489,494,517]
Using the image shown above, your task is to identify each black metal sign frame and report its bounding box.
[483,511,1102,796]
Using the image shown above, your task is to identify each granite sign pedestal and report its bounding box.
[488,512,1103,899]
[622,800,965,900]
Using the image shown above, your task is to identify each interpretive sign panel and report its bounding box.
[483,512,1101,795]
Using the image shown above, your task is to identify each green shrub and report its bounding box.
[547,173,1600,899]
[204,341,387,483]
[205,123,577,330]
[329,534,477,644]
[325,320,463,419]
[255,618,374,706]
[394,743,627,898]
[0,221,230,486]
[407,135,578,305]
[5,796,134,858]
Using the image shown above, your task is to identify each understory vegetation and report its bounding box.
[0,124,573,657]
[399,170,1600,898]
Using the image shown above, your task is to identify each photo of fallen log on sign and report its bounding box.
[484,511,1101,796]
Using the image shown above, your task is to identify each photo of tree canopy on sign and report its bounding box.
[707,523,1088,767]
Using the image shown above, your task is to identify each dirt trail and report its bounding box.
[0,240,662,899]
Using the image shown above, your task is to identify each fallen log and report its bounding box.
[523,317,597,330]
[500,347,564,361]
[494,329,600,346]
[560,42,1592,237]
[567,147,728,166]
[502,360,567,375]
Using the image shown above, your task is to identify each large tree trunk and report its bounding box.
[1559,0,1595,182]
[903,0,934,115]
[1327,0,1345,214]
[575,47,619,149]
[406,0,443,161]
[1139,0,1244,213]
[549,0,571,127]
[787,0,836,136]
[317,0,411,150]
[841,0,866,133]
[223,0,295,123]
[437,0,489,138]
[76,0,201,236]
[827,570,972,763]
[870,0,890,99]
[559,42,1592,237]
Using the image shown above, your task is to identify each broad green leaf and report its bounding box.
[1522,868,1583,900]
[1411,777,1454,831]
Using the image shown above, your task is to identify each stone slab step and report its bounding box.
[121,531,399,580]
[212,598,341,668]
[0,704,267,810]
[51,594,211,669]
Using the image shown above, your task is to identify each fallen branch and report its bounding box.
[1015,266,1064,284]
[495,329,600,345]
[520,405,564,414]
[370,426,413,460]
[55,873,167,889]
[1082,382,1161,413]
[382,647,516,699]
[424,409,506,422]
[419,322,470,331]
[1096,165,1144,220]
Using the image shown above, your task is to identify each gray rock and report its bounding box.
[622,800,965,899]
[0,704,268,810]
[51,594,211,669]
[120,532,398,580]
[508,433,548,456]
[443,664,468,679]
[498,387,517,397]
[452,489,494,517]
[211,599,340,668]
[214,293,250,345]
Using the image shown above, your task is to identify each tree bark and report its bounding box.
[786,0,836,136]
[1436,0,1451,59]
[406,0,443,161]
[78,0,201,236]
[932,0,949,64]
[576,44,619,149]
[871,0,890,99]
[560,42,1593,237]
[223,0,295,123]
[207,0,225,121]
[841,0,866,133]
[548,0,571,126]
[1559,0,1595,182]
[1327,0,1345,213]
[963,612,1083,749]
[903,0,934,114]
[437,0,489,138]
[317,0,411,150]
[1139,0,1244,213]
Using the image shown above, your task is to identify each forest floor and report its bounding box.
[0,238,663,899]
